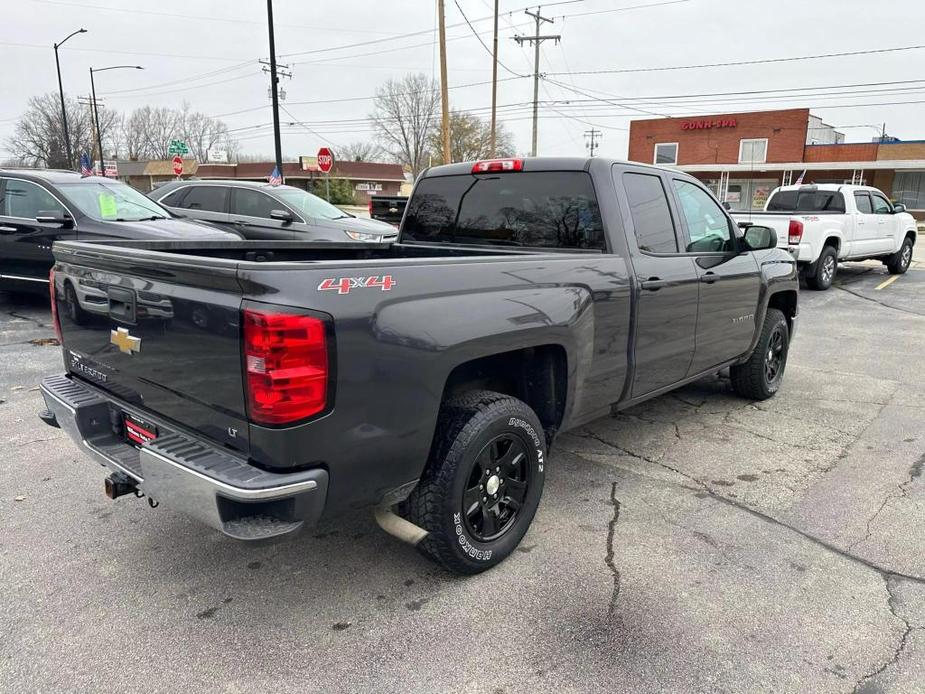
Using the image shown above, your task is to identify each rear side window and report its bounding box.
[402,171,605,250]
[766,190,846,213]
[232,188,279,219]
[854,192,872,214]
[178,186,228,213]
[1,179,66,218]
[623,172,678,254]
[160,188,188,207]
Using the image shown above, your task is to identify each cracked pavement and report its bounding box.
[2,246,925,693]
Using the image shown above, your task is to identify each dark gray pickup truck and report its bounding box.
[39,157,798,574]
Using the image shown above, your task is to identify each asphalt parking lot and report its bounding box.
[2,247,924,694]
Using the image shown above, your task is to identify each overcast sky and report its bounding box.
[3,0,925,162]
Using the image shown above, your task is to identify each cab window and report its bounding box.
[854,192,873,214]
[871,192,892,214]
[672,179,734,252]
[1,179,66,219]
[622,172,678,254]
[178,186,228,213]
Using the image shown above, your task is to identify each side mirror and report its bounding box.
[893,203,906,214]
[743,225,777,251]
[36,210,73,228]
[721,201,732,211]
[270,209,293,223]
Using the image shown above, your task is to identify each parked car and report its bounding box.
[730,183,917,289]
[149,179,398,243]
[40,157,798,574]
[369,194,408,227]
[0,169,238,294]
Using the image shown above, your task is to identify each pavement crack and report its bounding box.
[832,285,925,317]
[849,451,925,553]
[852,576,917,693]
[605,482,621,618]
[7,311,47,328]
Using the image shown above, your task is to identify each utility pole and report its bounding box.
[54,28,87,169]
[437,0,451,164]
[514,7,560,157]
[584,128,601,157]
[266,0,284,181]
[489,0,499,157]
[88,65,143,175]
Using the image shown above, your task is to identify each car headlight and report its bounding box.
[344,230,383,242]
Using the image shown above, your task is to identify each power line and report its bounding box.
[454,0,527,78]
[546,43,925,76]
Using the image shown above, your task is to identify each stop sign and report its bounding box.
[317,147,333,174]
[172,155,183,177]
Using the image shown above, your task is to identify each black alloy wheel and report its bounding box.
[462,433,531,542]
[764,326,786,385]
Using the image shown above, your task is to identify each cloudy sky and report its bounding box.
[3,0,925,161]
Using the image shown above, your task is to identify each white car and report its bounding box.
[731,184,917,289]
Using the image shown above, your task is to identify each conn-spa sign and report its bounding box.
[681,118,738,130]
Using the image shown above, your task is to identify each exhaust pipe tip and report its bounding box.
[374,506,429,546]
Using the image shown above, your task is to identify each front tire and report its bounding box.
[807,245,837,290]
[730,308,790,401]
[404,390,546,575]
[886,237,914,275]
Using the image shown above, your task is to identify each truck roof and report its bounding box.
[419,156,670,178]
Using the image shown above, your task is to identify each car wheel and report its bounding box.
[886,237,914,275]
[64,282,86,325]
[730,308,789,401]
[403,390,546,575]
[807,246,837,290]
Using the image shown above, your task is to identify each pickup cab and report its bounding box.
[730,184,917,289]
[368,194,407,227]
[39,157,798,574]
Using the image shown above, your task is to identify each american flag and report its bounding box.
[79,153,92,177]
[794,170,807,185]
[268,165,282,186]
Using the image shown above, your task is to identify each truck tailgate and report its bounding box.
[52,246,250,455]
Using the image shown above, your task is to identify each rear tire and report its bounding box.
[807,245,837,290]
[730,308,789,401]
[403,390,546,575]
[886,237,914,275]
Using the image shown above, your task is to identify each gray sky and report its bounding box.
[3,0,925,161]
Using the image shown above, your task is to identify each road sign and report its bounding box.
[208,148,228,163]
[168,140,189,155]
[172,155,183,177]
[300,155,319,172]
[317,147,333,174]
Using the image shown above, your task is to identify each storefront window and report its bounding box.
[893,172,925,209]
[738,139,768,164]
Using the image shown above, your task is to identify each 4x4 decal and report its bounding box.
[317,275,396,295]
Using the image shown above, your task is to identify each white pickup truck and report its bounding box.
[730,184,917,289]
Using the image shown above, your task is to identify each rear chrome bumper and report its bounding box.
[40,374,328,541]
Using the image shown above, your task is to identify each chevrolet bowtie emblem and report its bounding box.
[110,327,141,355]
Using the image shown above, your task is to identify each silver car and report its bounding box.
[148,179,398,243]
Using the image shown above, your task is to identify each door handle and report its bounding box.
[641,276,668,291]
[700,271,718,284]
[232,219,251,225]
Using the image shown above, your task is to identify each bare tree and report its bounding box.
[176,103,235,162]
[370,73,439,175]
[337,140,386,163]
[428,111,516,165]
[5,93,115,168]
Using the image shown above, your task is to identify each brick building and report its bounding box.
[628,108,925,219]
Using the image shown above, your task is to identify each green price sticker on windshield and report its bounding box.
[98,193,118,218]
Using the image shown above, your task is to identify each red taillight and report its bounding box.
[243,308,329,426]
[49,268,62,342]
[471,158,523,174]
[788,219,804,245]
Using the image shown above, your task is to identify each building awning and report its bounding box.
[676,160,925,173]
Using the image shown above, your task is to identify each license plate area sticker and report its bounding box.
[124,413,158,446]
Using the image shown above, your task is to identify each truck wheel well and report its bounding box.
[767,290,797,332]
[442,345,567,445]
[824,236,840,253]
[905,230,917,245]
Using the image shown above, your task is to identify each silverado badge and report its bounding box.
[110,327,141,355]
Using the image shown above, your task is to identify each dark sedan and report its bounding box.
[0,169,238,293]
[149,179,398,243]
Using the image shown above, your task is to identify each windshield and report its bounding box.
[58,181,170,222]
[272,187,349,220]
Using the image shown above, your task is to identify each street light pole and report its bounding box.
[89,65,143,175]
[53,28,86,169]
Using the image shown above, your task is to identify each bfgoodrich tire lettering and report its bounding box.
[403,390,546,575]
